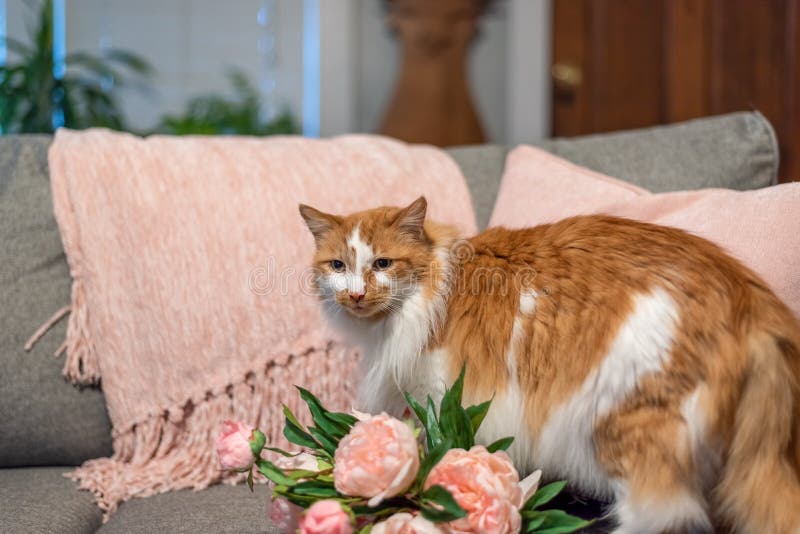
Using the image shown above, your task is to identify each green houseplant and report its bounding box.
[0,0,152,134]
[156,69,296,136]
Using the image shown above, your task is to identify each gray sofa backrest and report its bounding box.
[0,135,113,467]
[0,111,779,467]
[447,111,778,229]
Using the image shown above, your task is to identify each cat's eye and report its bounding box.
[330,260,345,272]
[373,258,392,270]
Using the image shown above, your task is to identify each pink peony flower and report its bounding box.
[299,500,352,534]
[333,413,420,506]
[267,497,302,532]
[372,512,444,534]
[215,420,256,470]
[424,446,522,534]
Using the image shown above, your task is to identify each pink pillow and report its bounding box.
[489,145,800,317]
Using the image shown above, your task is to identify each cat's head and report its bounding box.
[299,196,449,320]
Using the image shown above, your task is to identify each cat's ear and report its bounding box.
[394,196,427,240]
[298,204,341,244]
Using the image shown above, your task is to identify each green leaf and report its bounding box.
[278,491,318,507]
[291,480,340,498]
[486,436,514,453]
[524,481,567,511]
[465,398,492,433]
[446,365,466,405]
[424,396,444,449]
[312,406,347,440]
[263,446,295,457]
[246,469,254,492]
[256,459,296,487]
[416,438,452,487]
[525,509,591,533]
[326,411,358,427]
[282,405,318,449]
[284,419,318,450]
[282,403,304,428]
[297,386,350,440]
[524,513,546,531]
[404,392,428,427]
[438,366,473,449]
[308,426,338,456]
[420,484,467,523]
[249,428,266,458]
[296,386,329,415]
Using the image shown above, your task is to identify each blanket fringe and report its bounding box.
[66,343,358,521]
[62,277,100,384]
[24,305,70,352]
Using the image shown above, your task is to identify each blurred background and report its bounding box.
[1,0,798,177]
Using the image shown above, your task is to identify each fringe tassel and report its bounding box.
[24,305,71,352]
[61,277,101,384]
[66,343,358,521]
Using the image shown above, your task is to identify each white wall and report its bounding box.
[69,0,305,132]
[7,0,305,132]
[5,0,551,142]
[507,0,551,144]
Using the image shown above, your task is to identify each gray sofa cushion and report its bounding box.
[0,467,103,533]
[98,483,274,534]
[448,111,778,229]
[446,144,510,231]
[0,135,113,467]
[539,111,778,193]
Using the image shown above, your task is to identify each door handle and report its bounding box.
[551,62,583,91]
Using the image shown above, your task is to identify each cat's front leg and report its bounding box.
[356,364,408,418]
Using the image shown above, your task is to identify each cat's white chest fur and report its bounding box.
[328,286,449,417]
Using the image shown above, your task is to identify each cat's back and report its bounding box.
[447,214,797,409]
[472,214,738,272]
[466,214,776,305]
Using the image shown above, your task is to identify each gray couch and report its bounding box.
[0,112,779,533]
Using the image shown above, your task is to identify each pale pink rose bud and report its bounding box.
[350,408,371,422]
[424,446,522,534]
[215,420,257,470]
[372,512,444,534]
[333,413,420,506]
[266,497,301,532]
[519,469,542,505]
[275,452,319,472]
[299,500,353,534]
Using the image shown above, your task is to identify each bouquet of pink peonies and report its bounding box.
[216,369,591,534]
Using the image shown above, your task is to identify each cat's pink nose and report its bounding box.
[349,292,364,303]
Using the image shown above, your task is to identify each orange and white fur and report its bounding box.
[300,196,800,533]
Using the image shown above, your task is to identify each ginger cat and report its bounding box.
[299,196,800,533]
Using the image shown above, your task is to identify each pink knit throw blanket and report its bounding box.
[48,129,477,517]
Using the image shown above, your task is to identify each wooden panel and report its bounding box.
[709,0,798,181]
[551,0,589,137]
[709,0,785,119]
[551,0,800,180]
[784,0,800,181]
[589,0,665,133]
[664,0,711,122]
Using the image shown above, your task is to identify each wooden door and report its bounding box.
[551,0,800,182]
